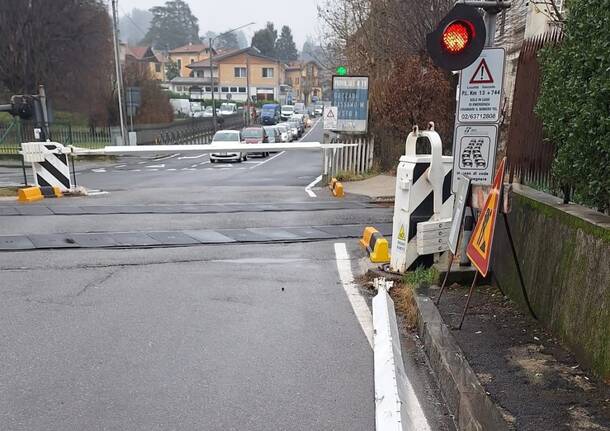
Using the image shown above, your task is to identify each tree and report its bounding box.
[119,8,153,45]
[215,31,240,50]
[536,0,610,212]
[251,22,277,57]
[275,26,298,61]
[0,0,114,125]
[165,60,180,81]
[123,61,173,124]
[141,0,199,49]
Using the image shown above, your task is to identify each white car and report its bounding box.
[281,105,295,121]
[273,124,290,142]
[210,130,247,163]
[202,106,214,118]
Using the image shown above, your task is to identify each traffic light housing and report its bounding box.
[426,4,486,71]
[9,95,35,120]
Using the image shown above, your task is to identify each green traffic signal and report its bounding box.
[336,65,347,76]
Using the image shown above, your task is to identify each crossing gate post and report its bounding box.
[390,127,454,273]
[21,142,73,192]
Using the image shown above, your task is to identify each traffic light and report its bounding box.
[336,65,347,76]
[426,4,486,71]
[9,95,35,120]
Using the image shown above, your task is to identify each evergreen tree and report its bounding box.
[141,0,199,50]
[251,22,277,57]
[275,25,298,61]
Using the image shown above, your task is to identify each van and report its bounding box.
[170,98,192,117]
[219,102,238,116]
[261,103,280,125]
[293,102,305,114]
[281,105,295,121]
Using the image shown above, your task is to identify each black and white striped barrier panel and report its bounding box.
[21,142,72,192]
[390,127,454,273]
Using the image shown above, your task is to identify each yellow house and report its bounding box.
[169,42,214,78]
[122,45,166,81]
[285,60,323,104]
[187,47,286,103]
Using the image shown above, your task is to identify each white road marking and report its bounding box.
[115,164,126,168]
[146,169,159,172]
[178,153,207,160]
[91,168,106,173]
[299,117,322,141]
[249,151,285,170]
[333,243,374,348]
[146,164,165,168]
[167,168,177,171]
[153,153,179,161]
[199,161,210,165]
[305,174,323,198]
[87,190,109,196]
[191,164,198,168]
[130,169,141,172]
[181,168,196,171]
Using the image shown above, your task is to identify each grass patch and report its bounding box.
[389,282,418,329]
[0,186,18,197]
[402,265,439,289]
[335,168,380,182]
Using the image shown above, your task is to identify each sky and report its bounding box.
[118,0,322,49]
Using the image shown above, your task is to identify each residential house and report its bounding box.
[121,44,167,81]
[186,47,285,103]
[285,61,324,104]
[168,42,215,78]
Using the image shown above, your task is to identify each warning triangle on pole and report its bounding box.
[326,110,335,118]
[469,58,493,84]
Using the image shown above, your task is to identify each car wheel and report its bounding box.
[265,152,270,157]
[210,159,216,163]
[242,154,248,161]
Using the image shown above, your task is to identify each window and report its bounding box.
[176,86,182,92]
[234,67,247,77]
[221,86,229,93]
[214,87,219,92]
[230,86,238,92]
[295,77,299,85]
[155,63,161,73]
[176,59,182,70]
[205,86,211,92]
[262,67,274,78]
[190,58,195,63]
[238,87,247,93]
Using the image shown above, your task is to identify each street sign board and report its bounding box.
[126,87,141,108]
[331,75,369,133]
[466,158,506,277]
[323,106,338,130]
[457,48,505,123]
[448,175,471,254]
[452,123,498,191]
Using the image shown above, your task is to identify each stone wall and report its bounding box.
[491,185,610,380]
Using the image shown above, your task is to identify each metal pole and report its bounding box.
[209,37,216,132]
[246,54,251,125]
[435,252,454,305]
[38,85,50,140]
[111,0,126,145]
[17,118,28,186]
[456,271,478,330]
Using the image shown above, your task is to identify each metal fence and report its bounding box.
[0,120,111,155]
[324,134,375,179]
[506,30,564,197]
[137,114,245,145]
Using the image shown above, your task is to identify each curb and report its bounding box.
[413,292,512,431]
[17,186,62,203]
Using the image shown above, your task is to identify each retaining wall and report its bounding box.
[491,184,610,379]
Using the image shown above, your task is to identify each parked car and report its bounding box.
[290,115,305,135]
[280,122,297,140]
[314,104,324,116]
[219,102,238,116]
[293,102,305,114]
[241,127,269,157]
[287,120,301,138]
[210,130,246,163]
[263,126,282,143]
[274,124,290,142]
[202,106,214,118]
[261,103,281,125]
[281,104,295,121]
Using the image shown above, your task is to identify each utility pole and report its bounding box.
[209,37,217,131]
[111,0,127,145]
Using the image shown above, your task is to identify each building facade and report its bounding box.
[168,43,214,78]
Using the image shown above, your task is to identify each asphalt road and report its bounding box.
[0,118,453,430]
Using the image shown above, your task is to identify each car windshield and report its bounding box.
[204,106,213,113]
[213,131,239,142]
[242,128,263,139]
[282,106,294,112]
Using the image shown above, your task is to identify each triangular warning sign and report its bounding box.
[326,110,335,118]
[398,225,406,241]
[469,58,493,84]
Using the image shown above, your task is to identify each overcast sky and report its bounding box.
[118,0,321,48]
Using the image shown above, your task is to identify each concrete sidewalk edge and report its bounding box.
[413,292,513,431]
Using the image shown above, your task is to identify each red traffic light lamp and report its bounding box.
[426,4,486,71]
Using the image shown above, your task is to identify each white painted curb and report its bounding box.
[373,278,431,431]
